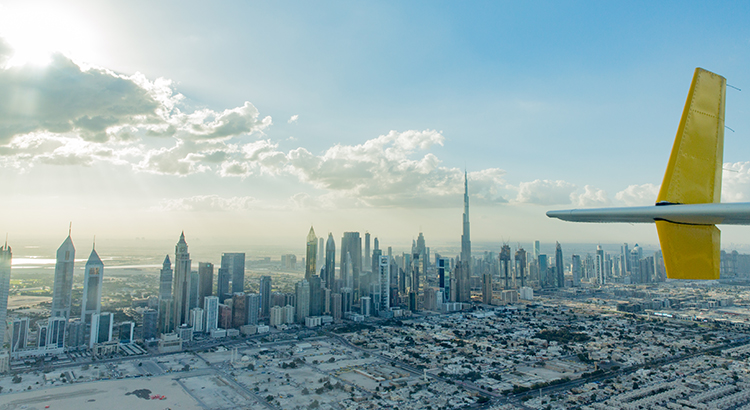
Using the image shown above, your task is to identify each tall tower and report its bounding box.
[318,237,325,275]
[500,245,511,289]
[198,262,214,308]
[515,248,526,288]
[325,233,336,290]
[595,245,606,285]
[555,242,564,288]
[340,232,362,299]
[172,232,192,328]
[260,276,272,318]
[0,239,11,348]
[81,242,104,326]
[364,232,371,272]
[223,253,246,295]
[458,171,472,303]
[378,255,390,313]
[52,229,75,319]
[158,255,174,334]
[306,227,317,280]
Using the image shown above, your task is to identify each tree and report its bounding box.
[12,375,21,384]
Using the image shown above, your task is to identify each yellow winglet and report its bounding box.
[656,221,720,280]
[656,68,725,280]
[657,68,726,205]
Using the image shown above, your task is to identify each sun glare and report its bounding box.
[0,4,96,68]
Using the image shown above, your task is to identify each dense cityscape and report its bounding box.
[2,176,750,409]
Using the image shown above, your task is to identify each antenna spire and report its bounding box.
[93,235,96,250]
[68,222,72,237]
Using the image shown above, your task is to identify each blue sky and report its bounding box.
[1,1,750,251]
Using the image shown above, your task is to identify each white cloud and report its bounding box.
[614,183,659,206]
[722,162,750,202]
[514,179,577,205]
[288,114,299,124]
[571,185,610,207]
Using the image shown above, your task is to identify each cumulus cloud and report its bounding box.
[0,42,271,172]
[288,114,299,124]
[614,183,659,206]
[514,179,577,205]
[571,185,610,207]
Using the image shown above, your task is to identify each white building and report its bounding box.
[520,286,534,301]
[81,245,104,326]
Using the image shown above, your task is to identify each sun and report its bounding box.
[0,3,96,68]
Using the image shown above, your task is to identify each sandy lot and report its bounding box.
[0,375,201,410]
[7,296,51,309]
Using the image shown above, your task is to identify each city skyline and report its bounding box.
[1,2,750,247]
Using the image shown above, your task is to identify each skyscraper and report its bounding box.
[260,276,272,319]
[595,245,606,285]
[555,242,564,288]
[0,240,11,348]
[482,273,492,304]
[81,244,104,326]
[364,232,371,272]
[11,318,29,353]
[90,312,113,348]
[309,275,323,316]
[204,296,219,331]
[324,233,336,290]
[306,226,317,280]
[246,293,260,325]
[232,292,246,328]
[572,254,582,287]
[318,237,324,275]
[457,171,472,303]
[52,230,75,319]
[142,309,158,340]
[158,255,174,334]
[172,232,192,328]
[500,245,511,289]
[515,248,526,288]
[295,279,310,323]
[198,262,214,308]
[47,316,66,349]
[340,232,362,299]
[219,252,245,296]
[378,255,390,313]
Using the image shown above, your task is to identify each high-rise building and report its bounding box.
[218,304,232,329]
[457,171,472,303]
[515,248,527,288]
[47,316,66,349]
[295,279,310,323]
[482,273,492,304]
[340,232,362,299]
[67,319,86,349]
[198,262,214,309]
[378,255,390,313]
[159,255,173,300]
[52,231,75,319]
[0,240,11,347]
[555,242,564,288]
[318,237,324,274]
[204,296,219,331]
[309,275,323,316]
[220,253,245,295]
[260,276,272,318]
[217,266,231,301]
[572,254,581,287]
[364,232,371,272]
[622,243,630,274]
[232,292,246,328]
[246,293,260,325]
[305,227,318,280]
[172,232,192,328]
[538,254,549,287]
[190,308,204,332]
[81,244,104,326]
[595,245,606,285]
[499,245,511,289]
[90,312,113,348]
[331,293,342,321]
[11,318,29,353]
[120,322,135,343]
[142,309,159,340]
[534,240,541,260]
[324,233,336,290]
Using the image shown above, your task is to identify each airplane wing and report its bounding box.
[548,68,733,280]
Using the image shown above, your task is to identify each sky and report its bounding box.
[2,1,750,254]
